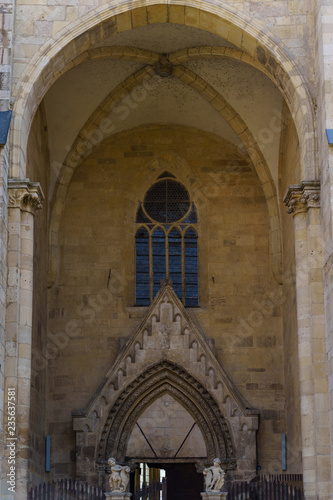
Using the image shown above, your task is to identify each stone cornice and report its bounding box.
[283,180,320,216]
[8,178,44,214]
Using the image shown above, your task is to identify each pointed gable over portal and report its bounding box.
[73,284,259,484]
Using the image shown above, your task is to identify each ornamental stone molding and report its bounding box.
[8,178,44,214]
[283,180,320,217]
[72,284,259,484]
[98,362,236,468]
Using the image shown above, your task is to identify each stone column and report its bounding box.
[284,181,331,500]
[2,179,43,499]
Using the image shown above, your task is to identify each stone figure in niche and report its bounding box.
[203,458,225,492]
[108,457,130,492]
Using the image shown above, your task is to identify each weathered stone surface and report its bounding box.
[3,3,333,500]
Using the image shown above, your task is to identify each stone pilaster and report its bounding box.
[284,181,331,500]
[2,179,44,499]
[0,146,9,499]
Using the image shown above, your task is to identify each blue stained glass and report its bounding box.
[135,178,198,307]
[136,228,150,305]
[182,204,198,223]
[184,228,198,307]
[144,180,190,223]
[136,203,151,223]
[168,228,182,301]
[152,228,166,298]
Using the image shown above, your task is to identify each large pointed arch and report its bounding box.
[10,1,315,181]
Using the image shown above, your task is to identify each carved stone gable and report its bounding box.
[73,285,259,484]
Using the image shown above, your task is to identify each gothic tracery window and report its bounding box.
[135,172,198,307]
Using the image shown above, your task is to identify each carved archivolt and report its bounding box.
[97,361,236,469]
[73,285,259,481]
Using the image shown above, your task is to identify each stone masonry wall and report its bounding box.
[45,125,288,479]
[11,0,316,98]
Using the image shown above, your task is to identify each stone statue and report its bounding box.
[203,458,225,492]
[108,457,130,492]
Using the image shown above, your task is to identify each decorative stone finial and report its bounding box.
[283,180,320,217]
[108,458,130,493]
[203,458,225,492]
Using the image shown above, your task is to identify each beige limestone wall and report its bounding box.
[46,124,286,479]
[11,0,316,97]
[279,105,302,472]
[26,105,50,484]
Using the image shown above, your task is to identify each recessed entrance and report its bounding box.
[132,462,203,500]
[166,463,203,500]
[127,393,206,499]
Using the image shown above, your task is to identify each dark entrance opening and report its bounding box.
[166,463,203,500]
[132,462,203,500]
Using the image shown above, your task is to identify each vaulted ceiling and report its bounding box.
[43,23,284,200]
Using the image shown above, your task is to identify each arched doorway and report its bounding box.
[126,392,205,499]
[99,360,233,497]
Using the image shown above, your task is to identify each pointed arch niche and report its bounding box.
[126,392,207,460]
[99,362,234,467]
[72,285,259,486]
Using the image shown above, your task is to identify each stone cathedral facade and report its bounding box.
[1,1,333,499]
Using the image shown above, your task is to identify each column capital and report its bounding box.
[283,180,320,216]
[8,178,44,214]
